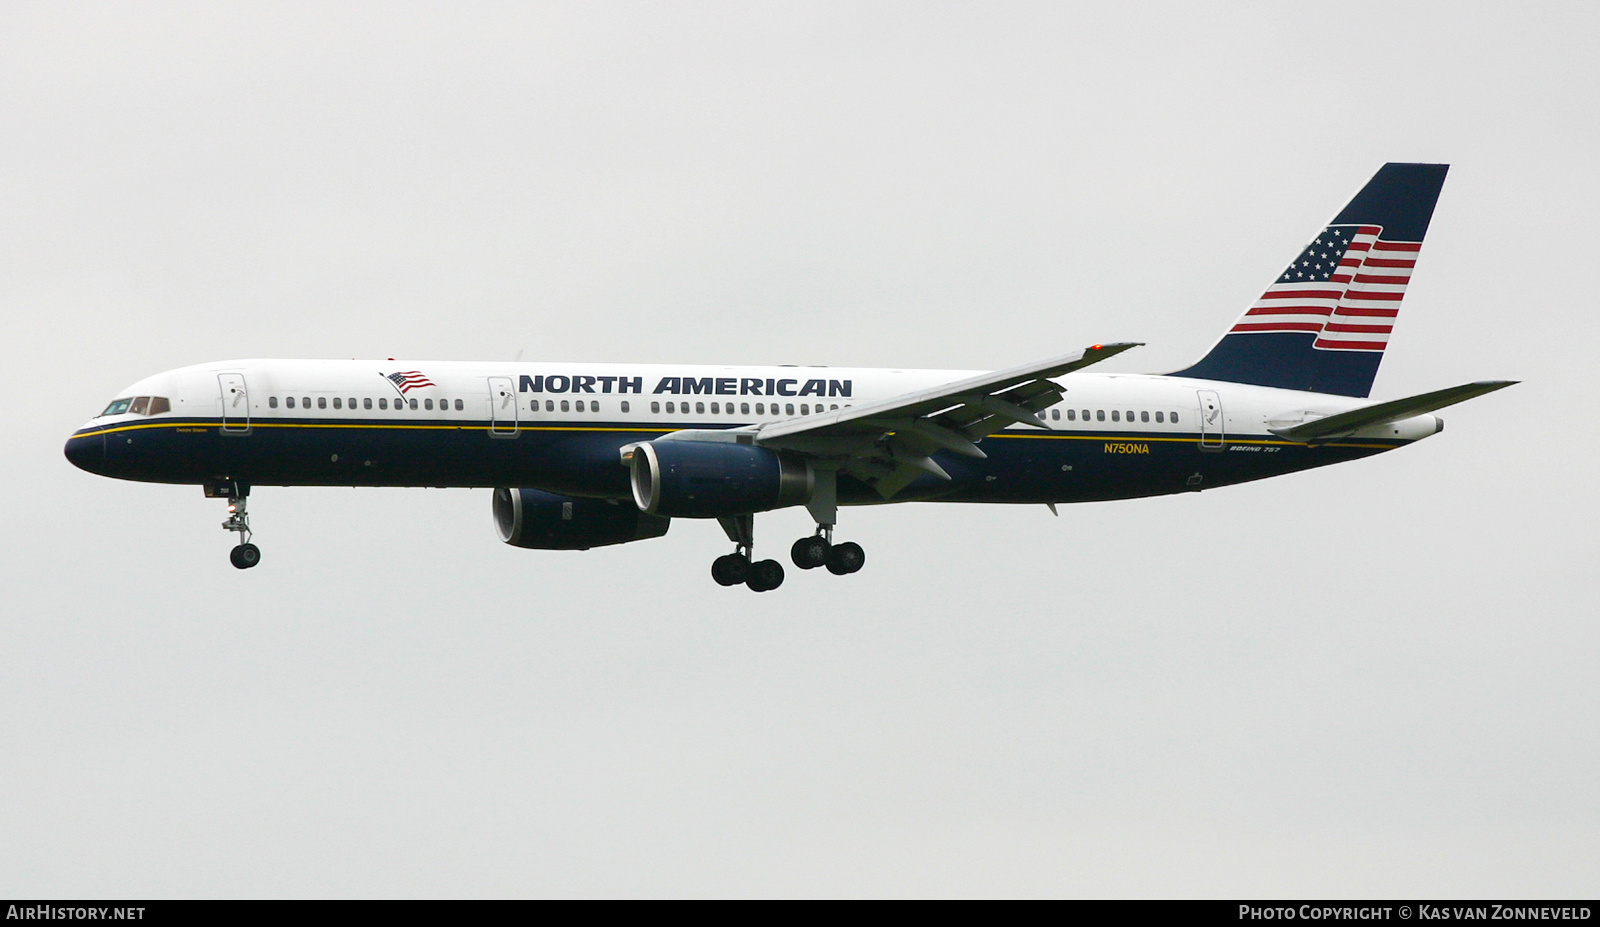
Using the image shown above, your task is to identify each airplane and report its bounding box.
[64,163,1515,592]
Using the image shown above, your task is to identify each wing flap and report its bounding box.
[755,342,1141,498]
[757,342,1141,445]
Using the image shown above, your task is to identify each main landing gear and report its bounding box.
[789,528,864,576]
[208,480,260,570]
[712,514,784,592]
[710,514,866,592]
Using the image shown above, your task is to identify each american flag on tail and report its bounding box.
[384,370,435,393]
[1231,224,1419,353]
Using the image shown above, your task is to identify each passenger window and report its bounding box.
[349,397,357,409]
[621,401,630,413]
[287,397,296,409]
[831,404,839,411]
[1155,411,1164,423]
[1066,409,1075,421]
[530,400,539,413]
[424,398,433,410]
[269,397,279,409]
[741,402,750,414]
[129,397,150,415]
[364,398,373,410]
[695,402,705,414]
[710,402,720,414]
[101,398,133,416]
[665,401,675,413]
[1111,410,1120,422]
[545,400,554,412]
[651,401,660,413]
[1141,411,1149,423]
[333,398,342,410]
[1171,412,1180,423]
[1126,410,1134,421]
[755,403,764,414]
[560,400,570,412]
[799,404,809,415]
[785,403,795,415]
[455,399,463,411]
[576,400,586,412]
[378,398,387,409]
[408,399,417,410]
[301,397,310,408]
[1096,410,1104,421]
[317,397,327,409]
[592,402,601,413]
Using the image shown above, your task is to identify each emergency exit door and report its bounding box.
[1197,389,1224,450]
[218,373,251,434]
[488,376,518,436]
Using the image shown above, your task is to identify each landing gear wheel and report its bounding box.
[791,535,831,569]
[825,541,864,575]
[746,559,785,592]
[230,542,261,570]
[712,553,750,586]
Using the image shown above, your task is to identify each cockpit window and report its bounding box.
[100,396,171,417]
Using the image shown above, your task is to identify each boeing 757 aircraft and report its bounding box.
[66,163,1513,591]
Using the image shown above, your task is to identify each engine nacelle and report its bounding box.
[628,439,813,518]
[493,487,670,550]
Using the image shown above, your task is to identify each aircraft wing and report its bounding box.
[755,342,1141,497]
[1268,380,1518,442]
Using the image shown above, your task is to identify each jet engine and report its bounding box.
[627,439,813,518]
[493,487,670,550]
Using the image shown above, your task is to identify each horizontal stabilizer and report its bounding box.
[1269,380,1517,442]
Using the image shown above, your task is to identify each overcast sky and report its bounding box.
[3,1,1597,898]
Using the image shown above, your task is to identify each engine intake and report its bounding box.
[629,439,813,518]
[493,487,670,550]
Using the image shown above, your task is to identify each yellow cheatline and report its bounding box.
[74,420,1392,448]
[76,421,674,438]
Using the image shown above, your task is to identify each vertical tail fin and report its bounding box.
[1171,163,1449,397]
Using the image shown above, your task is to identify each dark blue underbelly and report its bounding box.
[69,417,1399,506]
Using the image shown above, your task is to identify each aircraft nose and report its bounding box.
[64,430,106,473]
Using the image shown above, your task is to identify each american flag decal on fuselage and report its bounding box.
[1231,224,1419,353]
[385,370,435,393]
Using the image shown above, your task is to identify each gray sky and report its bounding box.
[3,1,1596,897]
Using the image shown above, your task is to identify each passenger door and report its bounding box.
[1197,389,1224,451]
[488,376,518,436]
[218,373,251,434]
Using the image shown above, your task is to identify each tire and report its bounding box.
[230,543,261,570]
[825,541,864,575]
[746,559,785,592]
[790,536,831,569]
[712,553,749,586]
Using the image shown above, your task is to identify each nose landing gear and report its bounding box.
[208,480,260,570]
